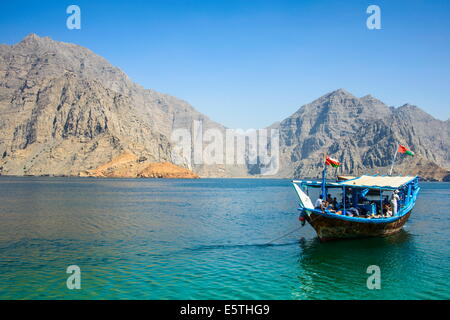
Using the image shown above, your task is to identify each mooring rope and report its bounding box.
[265,225,303,245]
[265,210,325,245]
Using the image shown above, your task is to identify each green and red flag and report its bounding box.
[325,156,341,167]
[397,144,414,156]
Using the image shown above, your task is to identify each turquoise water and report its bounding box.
[0,177,448,299]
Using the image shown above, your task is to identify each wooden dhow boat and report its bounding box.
[292,175,420,241]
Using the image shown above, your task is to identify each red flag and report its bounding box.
[325,156,341,167]
[397,144,414,156]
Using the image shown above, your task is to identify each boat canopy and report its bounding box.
[337,175,416,189]
[337,175,356,180]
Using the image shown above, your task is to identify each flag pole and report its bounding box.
[321,153,327,198]
[389,146,398,176]
[334,156,340,178]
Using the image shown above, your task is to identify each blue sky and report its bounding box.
[1,0,449,128]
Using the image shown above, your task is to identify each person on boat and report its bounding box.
[383,204,393,218]
[319,200,343,215]
[315,195,324,210]
[346,207,359,217]
[328,207,343,215]
[390,190,400,215]
[326,201,335,211]
[330,204,343,215]
[384,204,393,217]
[326,194,333,205]
[332,197,338,209]
[382,203,391,216]
[322,200,331,213]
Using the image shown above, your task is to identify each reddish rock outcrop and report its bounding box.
[80,152,199,179]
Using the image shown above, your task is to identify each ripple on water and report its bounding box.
[0,178,448,299]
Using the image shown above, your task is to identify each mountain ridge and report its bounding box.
[0,34,225,176]
[272,89,449,179]
[0,34,449,180]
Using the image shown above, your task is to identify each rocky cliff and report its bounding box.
[0,35,448,180]
[0,34,223,177]
[80,152,199,178]
[273,89,450,180]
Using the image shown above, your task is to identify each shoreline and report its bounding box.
[0,174,448,182]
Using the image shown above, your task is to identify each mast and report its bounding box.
[389,146,398,176]
[321,153,327,198]
[334,156,340,178]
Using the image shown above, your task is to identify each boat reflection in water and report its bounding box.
[292,175,420,241]
[293,230,417,299]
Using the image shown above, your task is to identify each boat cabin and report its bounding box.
[293,175,420,219]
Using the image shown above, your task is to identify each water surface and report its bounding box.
[0,177,448,299]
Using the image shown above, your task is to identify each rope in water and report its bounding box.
[265,225,303,245]
[265,210,325,245]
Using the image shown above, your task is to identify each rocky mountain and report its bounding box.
[273,89,450,180]
[0,35,448,180]
[0,34,225,176]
